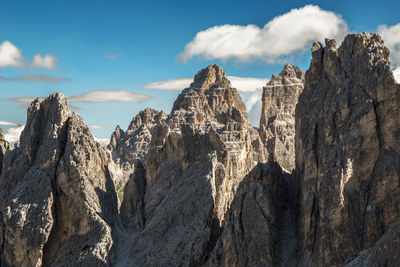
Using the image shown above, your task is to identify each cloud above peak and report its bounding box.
[178,5,348,63]
[31,54,59,70]
[142,76,268,93]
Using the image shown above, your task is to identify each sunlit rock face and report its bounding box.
[0,93,118,266]
[259,64,304,172]
[296,33,400,266]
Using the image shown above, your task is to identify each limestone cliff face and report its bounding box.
[296,33,400,266]
[107,108,166,202]
[0,94,117,266]
[0,129,11,174]
[117,64,266,265]
[259,64,304,172]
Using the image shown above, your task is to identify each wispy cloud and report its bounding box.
[0,120,18,126]
[30,54,59,70]
[88,124,108,129]
[178,5,348,63]
[0,40,60,70]
[105,54,121,59]
[8,90,151,109]
[69,90,150,103]
[142,76,268,93]
[0,74,71,83]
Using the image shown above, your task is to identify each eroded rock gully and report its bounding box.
[0,32,399,266]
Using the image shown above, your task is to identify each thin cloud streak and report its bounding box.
[142,76,269,93]
[0,74,72,83]
[8,90,151,109]
[105,54,121,59]
[0,120,18,126]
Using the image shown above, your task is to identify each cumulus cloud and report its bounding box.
[245,89,263,127]
[0,41,24,68]
[105,54,121,59]
[142,76,268,93]
[393,67,400,83]
[0,120,18,126]
[4,125,24,144]
[0,74,71,83]
[30,54,59,70]
[0,40,60,70]
[178,5,348,63]
[94,138,110,147]
[377,23,400,83]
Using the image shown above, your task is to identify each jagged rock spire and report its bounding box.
[190,64,231,89]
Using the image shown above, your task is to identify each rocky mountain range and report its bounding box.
[0,32,399,266]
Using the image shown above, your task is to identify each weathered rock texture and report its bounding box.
[0,94,118,266]
[107,108,166,202]
[296,33,400,265]
[117,64,267,265]
[0,129,11,174]
[259,64,304,172]
[206,161,297,266]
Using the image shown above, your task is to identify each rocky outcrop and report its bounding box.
[0,128,11,174]
[296,33,400,265]
[206,161,297,266]
[117,64,266,265]
[0,94,118,266]
[107,108,166,202]
[259,64,304,172]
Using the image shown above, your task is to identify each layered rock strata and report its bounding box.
[259,64,304,172]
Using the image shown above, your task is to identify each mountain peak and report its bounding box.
[190,64,231,89]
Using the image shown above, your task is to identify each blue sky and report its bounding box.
[1,0,400,141]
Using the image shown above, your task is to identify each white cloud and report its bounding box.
[393,67,400,83]
[31,54,59,70]
[94,138,110,147]
[178,5,348,63]
[245,88,263,127]
[0,120,18,126]
[69,90,150,103]
[4,125,24,144]
[0,74,71,83]
[9,90,151,108]
[105,54,121,59]
[0,41,24,68]
[142,76,268,93]
[89,124,108,129]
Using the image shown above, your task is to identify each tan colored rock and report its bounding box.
[259,64,304,172]
[296,33,400,266]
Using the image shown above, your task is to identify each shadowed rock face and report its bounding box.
[0,93,118,266]
[259,64,304,172]
[296,33,400,266]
